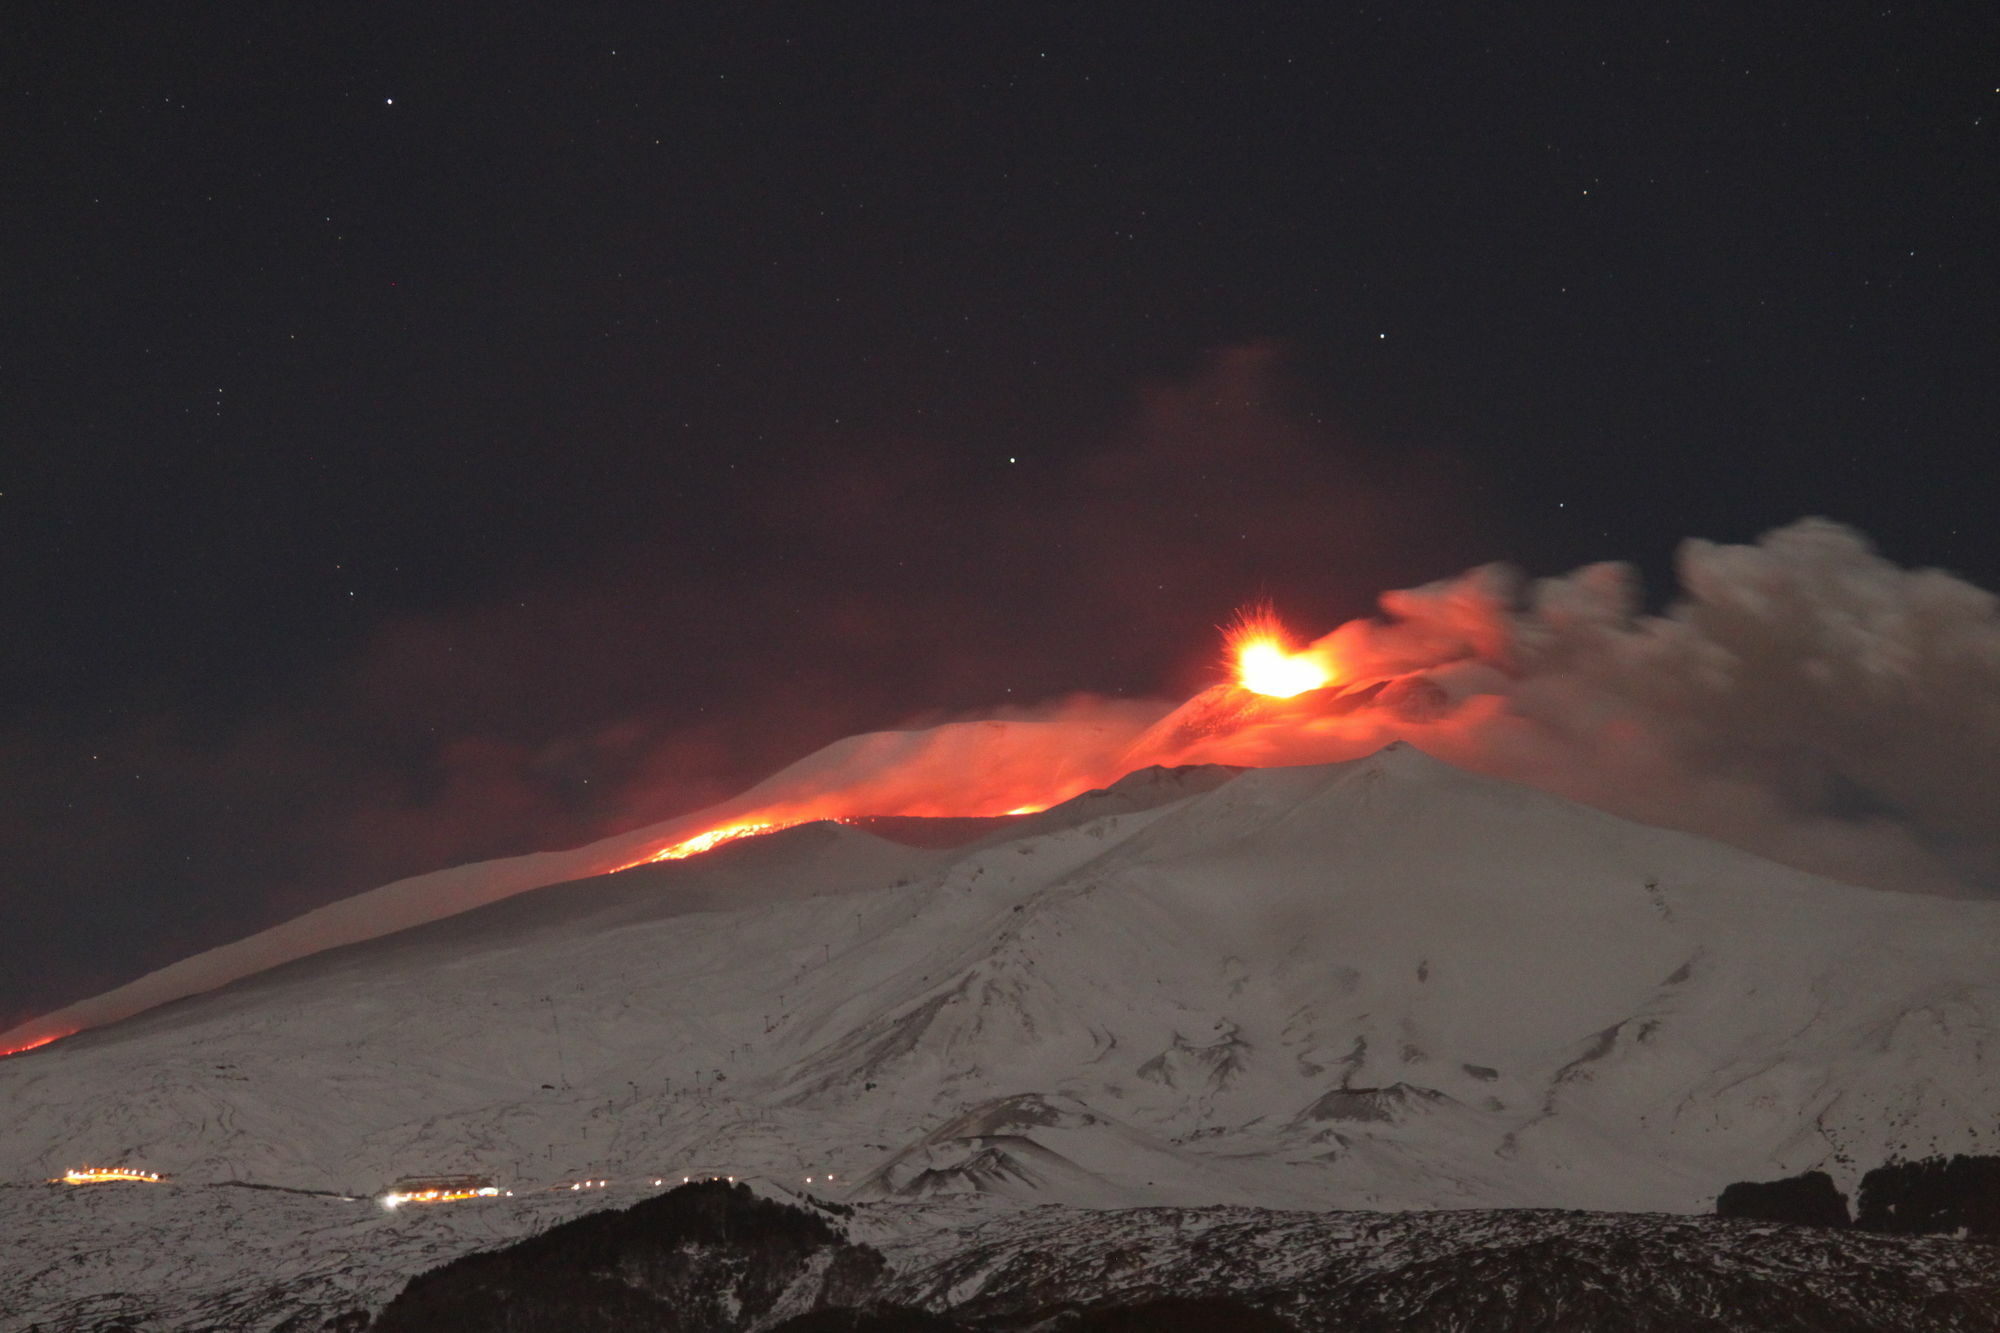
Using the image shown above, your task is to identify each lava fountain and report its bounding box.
[1229,606,1338,699]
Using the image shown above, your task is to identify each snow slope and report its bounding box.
[3,744,1997,1231]
[0,710,1167,1053]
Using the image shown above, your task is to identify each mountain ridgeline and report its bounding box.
[8,745,2000,1329]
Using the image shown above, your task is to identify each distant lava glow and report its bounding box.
[1230,609,1335,698]
[1,1031,70,1058]
[613,800,1055,874]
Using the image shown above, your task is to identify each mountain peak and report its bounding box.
[5,746,1997,1225]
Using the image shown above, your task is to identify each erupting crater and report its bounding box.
[1229,607,1339,699]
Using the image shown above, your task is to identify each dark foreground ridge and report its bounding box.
[363,1182,2000,1333]
[372,1180,880,1332]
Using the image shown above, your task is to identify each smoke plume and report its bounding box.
[1156,518,2000,899]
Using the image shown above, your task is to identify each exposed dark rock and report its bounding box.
[1299,1082,1451,1124]
[1716,1169,1852,1228]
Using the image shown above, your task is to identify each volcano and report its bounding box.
[6,743,2000,1324]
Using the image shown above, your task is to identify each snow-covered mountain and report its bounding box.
[5,743,1997,1226]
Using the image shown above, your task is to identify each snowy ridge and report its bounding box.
[0,713,1162,1052]
[5,744,2000,1323]
[4,744,1995,1211]
[873,1200,2000,1332]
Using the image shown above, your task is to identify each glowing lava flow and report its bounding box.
[1230,609,1334,698]
[612,804,1053,873]
[1,1031,70,1058]
[644,820,782,863]
[604,611,1340,872]
[0,604,1406,1057]
[608,821,794,872]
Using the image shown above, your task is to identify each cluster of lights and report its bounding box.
[382,1185,504,1208]
[55,1166,841,1206]
[57,1167,162,1185]
[384,1174,766,1200]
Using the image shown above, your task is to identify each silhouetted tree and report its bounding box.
[1856,1154,2000,1239]
[1716,1169,1851,1228]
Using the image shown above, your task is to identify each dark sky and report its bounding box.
[4,3,1995,1026]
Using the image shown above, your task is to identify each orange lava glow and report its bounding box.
[0,598,1493,1055]
[645,820,782,863]
[605,611,1351,872]
[2,1031,69,1058]
[1229,609,1334,698]
[58,1167,162,1184]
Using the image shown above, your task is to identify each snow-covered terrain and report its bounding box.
[0,1179,637,1331]
[5,744,2000,1325]
[873,1199,2000,1331]
[13,1177,1999,1333]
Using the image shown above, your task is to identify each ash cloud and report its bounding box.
[1173,519,2000,898]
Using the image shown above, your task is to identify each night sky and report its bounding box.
[5,4,1995,1026]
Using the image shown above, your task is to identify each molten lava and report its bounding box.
[1,1031,70,1058]
[0,595,1477,1055]
[607,609,1346,872]
[1230,609,1334,698]
[644,820,783,863]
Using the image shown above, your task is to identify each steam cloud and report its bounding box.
[1154,518,2000,899]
